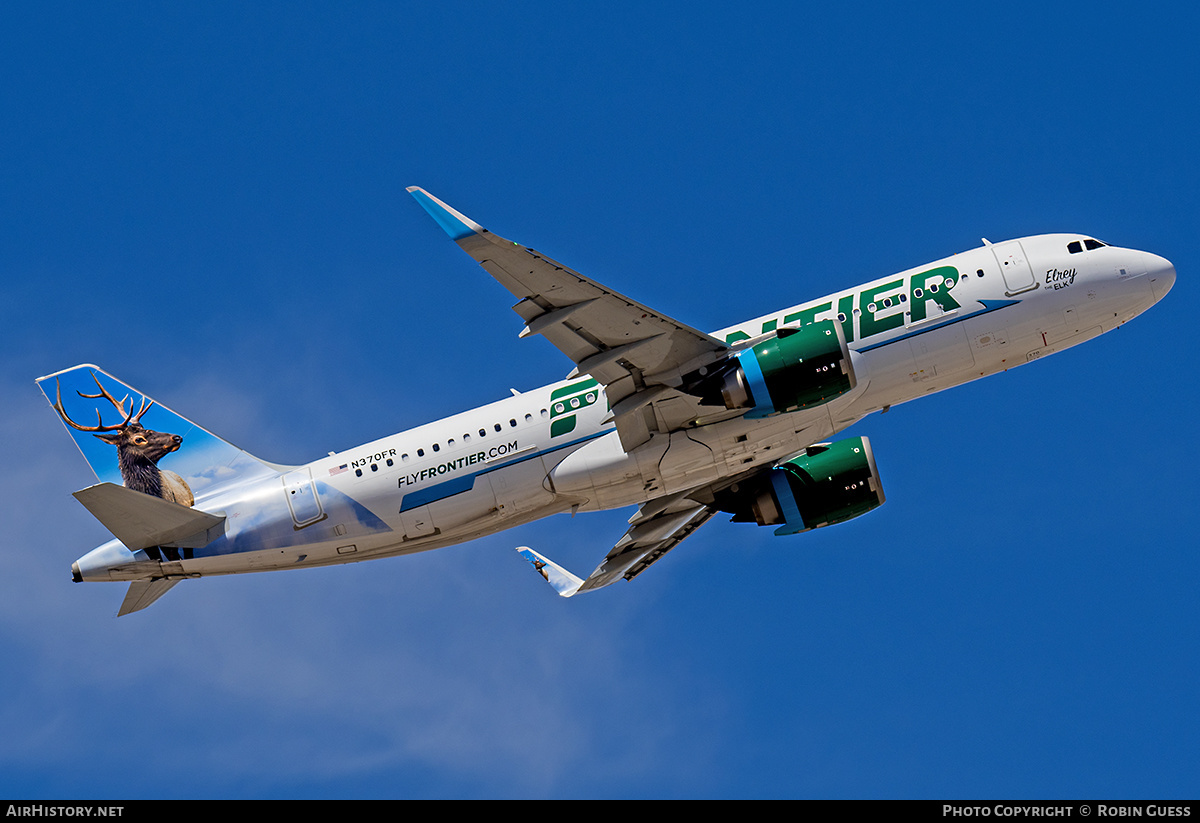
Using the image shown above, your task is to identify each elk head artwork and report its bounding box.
[53,372,195,507]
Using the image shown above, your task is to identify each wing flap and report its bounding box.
[514,496,715,597]
[581,501,715,591]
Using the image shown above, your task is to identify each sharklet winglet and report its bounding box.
[407,186,484,241]
[515,546,584,597]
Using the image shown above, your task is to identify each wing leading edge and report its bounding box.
[408,187,732,450]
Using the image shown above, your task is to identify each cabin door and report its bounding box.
[990,240,1038,295]
[282,468,327,529]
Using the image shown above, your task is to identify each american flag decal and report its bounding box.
[329,464,348,476]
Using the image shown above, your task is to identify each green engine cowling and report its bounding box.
[718,436,885,535]
[701,320,856,418]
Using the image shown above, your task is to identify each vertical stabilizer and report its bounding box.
[37,364,280,507]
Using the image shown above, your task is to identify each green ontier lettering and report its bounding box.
[858,279,905,339]
[908,266,961,322]
[721,264,963,346]
[784,301,831,327]
[837,293,855,342]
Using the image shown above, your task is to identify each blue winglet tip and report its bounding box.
[407,186,481,241]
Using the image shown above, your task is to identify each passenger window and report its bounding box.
[432,443,440,452]
[977,269,985,277]
[479,429,486,437]
[494,423,502,432]
[510,419,517,427]
[1068,241,1083,254]
[417,449,424,457]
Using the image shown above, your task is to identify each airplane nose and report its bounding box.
[1144,251,1176,301]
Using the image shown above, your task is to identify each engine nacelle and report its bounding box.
[716,436,884,535]
[695,320,856,418]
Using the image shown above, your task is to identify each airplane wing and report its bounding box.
[409,187,731,450]
[516,493,716,596]
[513,436,878,596]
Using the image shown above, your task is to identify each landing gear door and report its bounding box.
[991,240,1038,295]
[283,468,327,529]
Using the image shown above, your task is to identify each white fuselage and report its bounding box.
[73,234,1175,582]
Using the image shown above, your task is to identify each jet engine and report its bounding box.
[715,436,884,535]
[692,320,855,418]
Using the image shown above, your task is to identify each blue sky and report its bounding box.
[1,2,1196,799]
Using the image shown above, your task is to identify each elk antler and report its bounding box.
[53,372,155,432]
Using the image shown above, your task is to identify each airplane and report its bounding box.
[39,188,1177,615]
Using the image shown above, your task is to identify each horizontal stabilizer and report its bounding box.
[515,547,584,597]
[73,483,226,551]
[118,578,180,616]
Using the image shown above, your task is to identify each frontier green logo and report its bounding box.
[550,378,601,438]
[722,265,964,345]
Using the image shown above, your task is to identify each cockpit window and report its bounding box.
[1068,241,1083,254]
[1084,238,1106,250]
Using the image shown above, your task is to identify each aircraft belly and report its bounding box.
[908,324,976,383]
[547,407,850,512]
[547,434,636,502]
[850,339,922,409]
[486,453,556,517]
[399,503,438,538]
[420,481,493,533]
[657,432,720,495]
